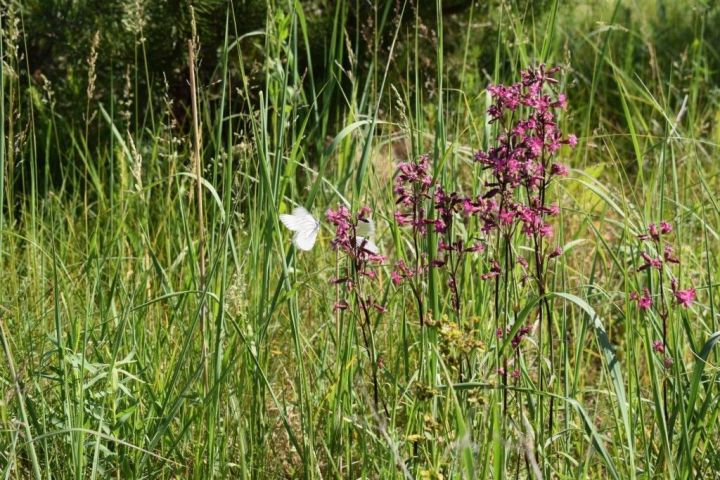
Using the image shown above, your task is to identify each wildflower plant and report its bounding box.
[471,65,575,427]
[393,154,486,381]
[631,220,696,418]
[326,204,386,410]
[392,155,435,327]
[392,66,575,434]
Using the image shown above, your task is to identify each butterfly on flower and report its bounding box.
[281,205,381,254]
[355,217,379,254]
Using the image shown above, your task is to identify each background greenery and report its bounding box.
[1,0,719,478]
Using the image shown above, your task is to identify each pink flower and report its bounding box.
[394,212,413,226]
[465,242,485,253]
[631,289,653,310]
[551,163,569,176]
[498,210,514,225]
[538,223,554,238]
[462,199,482,215]
[526,137,544,157]
[567,134,578,147]
[481,260,502,280]
[663,244,679,264]
[553,93,568,109]
[639,252,662,271]
[660,221,673,234]
[648,223,659,240]
[357,205,372,219]
[652,340,665,354]
[674,288,696,308]
[362,270,377,280]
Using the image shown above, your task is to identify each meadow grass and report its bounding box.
[1,0,719,478]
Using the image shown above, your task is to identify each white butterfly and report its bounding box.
[355,218,379,254]
[279,207,320,251]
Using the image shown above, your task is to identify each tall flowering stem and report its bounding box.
[393,155,435,327]
[474,65,575,433]
[326,205,387,411]
[631,220,694,422]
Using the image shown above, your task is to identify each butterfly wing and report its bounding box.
[355,218,378,254]
[279,207,313,231]
[356,236,379,255]
[293,223,319,251]
[356,218,375,239]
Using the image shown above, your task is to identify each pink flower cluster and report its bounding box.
[393,155,434,235]
[496,324,533,350]
[652,340,673,368]
[391,66,574,292]
[631,221,695,310]
[326,205,385,313]
[473,66,575,244]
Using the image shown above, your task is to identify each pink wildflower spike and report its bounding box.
[567,134,578,147]
[660,221,673,234]
[663,356,674,368]
[390,270,403,286]
[674,287,696,308]
[652,340,665,354]
[548,246,563,259]
[367,253,386,263]
[511,369,521,380]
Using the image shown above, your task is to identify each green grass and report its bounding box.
[2,0,720,478]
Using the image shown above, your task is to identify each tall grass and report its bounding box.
[1,0,719,478]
